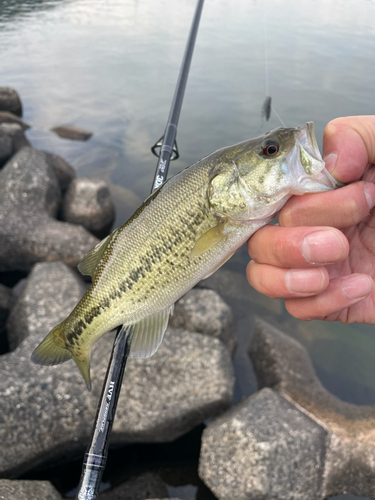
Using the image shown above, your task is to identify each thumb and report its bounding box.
[323,115,375,184]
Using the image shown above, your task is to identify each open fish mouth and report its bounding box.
[297,121,324,169]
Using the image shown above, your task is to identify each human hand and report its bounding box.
[246,116,375,323]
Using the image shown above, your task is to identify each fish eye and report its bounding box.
[261,139,279,156]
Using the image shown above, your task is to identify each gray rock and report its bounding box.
[0,147,98,272]
[249,319,375,498]
[0,284,15,353]
[0,87,22,117]
[0,129,13,167]
[100,473,168,500]
[51,125,92,141]
[199,388,327,500]
[0,479,62,500]
[11,279,26,298]
[0,284,15,327]
[197,268,283,315]
[0,123,30,154]
[1,261,234,476]
[170,289,236,355]
[62,178,115,237]
[43,151,76,191]
[0,111,30,130]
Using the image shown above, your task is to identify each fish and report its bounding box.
[261,96,272,121]
[32,122,338,390]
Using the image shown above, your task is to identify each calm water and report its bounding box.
[1,0,375,497]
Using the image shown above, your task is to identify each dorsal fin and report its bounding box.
[128,305,174,359]
[78,232,115,279]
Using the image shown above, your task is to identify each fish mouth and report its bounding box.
[289,122,337,193]
[297,121,323,165]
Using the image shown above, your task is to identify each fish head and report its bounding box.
[208,122,336,221]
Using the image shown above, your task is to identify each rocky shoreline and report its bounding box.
[1,87,375,500]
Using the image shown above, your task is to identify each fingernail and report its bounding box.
[323,153,338,174]
[302,230,345,264]
[364,183,375,209]
[341,274,373,300]
[285,268,325,294]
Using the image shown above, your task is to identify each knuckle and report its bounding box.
[257,266,282,299]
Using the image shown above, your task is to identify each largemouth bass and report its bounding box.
[32,122,337,390]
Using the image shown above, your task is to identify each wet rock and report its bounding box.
[0,123,31,154]
[0,111,30,130]
[0,479,62,500]
[0,147,98,272]
[51,125,92,141]
[199,387,327,500]
[249,318,375,498]
[0,261,234,476]
[0,87,22,117]
[170,289,236,355]
[43,152,76,191]
[100,473,168,500]
[62,178,115,237]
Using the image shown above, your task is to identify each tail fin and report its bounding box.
[31,325,71,366]
[73,355,92,392]
[31,324,92,391]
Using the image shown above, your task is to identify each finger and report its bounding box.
[279,181,375,228]
[247,225,348,268]
[323,115,375,184]
[285,274,374,321]
[246,260,329,299]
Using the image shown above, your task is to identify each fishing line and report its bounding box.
[271,104,286,127]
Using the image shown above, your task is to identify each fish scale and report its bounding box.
[32,122,339,389]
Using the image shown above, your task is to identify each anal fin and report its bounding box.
[128,305,174,359]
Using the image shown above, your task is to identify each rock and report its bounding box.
[197,268,282,315]
[0,261,234,476]
[100,473,168,500]
[0,284,15,353]
[11,279,27,298]
[0,123,30,154]
[51,125,92,141]
[0,284,15,326]
[42,152,76,191]
[0,111,30,130]
[0,128,13,167]
[0,147,98,272]
[6,264,82,351]
[199,388,327,500]
[249,318,375,498]
[61,178,115,237]
[170,289,236,355]
[0,87,22,117]
[0,479,62,500]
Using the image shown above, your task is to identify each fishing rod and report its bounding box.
[75,1,204,498]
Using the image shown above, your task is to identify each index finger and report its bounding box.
[323,115,375,183]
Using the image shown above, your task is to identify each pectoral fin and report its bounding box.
[128,305,174,359]
[190,222,227,259]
